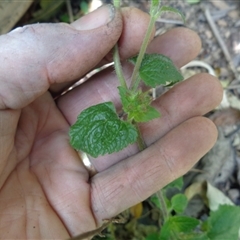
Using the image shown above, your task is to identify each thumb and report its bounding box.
[0,4,122,109]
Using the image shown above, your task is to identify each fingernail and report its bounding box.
[72,4,115,30]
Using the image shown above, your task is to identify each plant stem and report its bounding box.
[135,123,169,227]
[112,1,128,89]
[113,0,168,232]
[134,122,169,228]
[133,122,168,227]
[134,122,147,151]
[156,190,168,224]
[113,44,127,89]
[129,14,156,90]
[109,222,116,239]
[131,75,141,93]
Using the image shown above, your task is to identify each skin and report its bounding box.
[0,5,222,239]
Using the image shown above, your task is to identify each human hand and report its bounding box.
[0,5,222,239]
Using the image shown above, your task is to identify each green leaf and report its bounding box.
[130,54,184,88]
[118,87,160,123]
[159,216,200,240]
[171,194,188,214]
[150,0,160,16]
[145,232,160,240]
[205,205,240,240]
[177,232,209,240]
[69,102,138,158]
[151,0,160,8]
[59,13,70,23]
[150,194,160,209]
[159,6,186,23]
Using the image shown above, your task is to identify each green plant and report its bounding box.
[89,178,240,240]
[147,177,240,240]
[69,1,184,158]
[69,0,185,239]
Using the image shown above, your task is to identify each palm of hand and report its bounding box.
[0,92,96,239]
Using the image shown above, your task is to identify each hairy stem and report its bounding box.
[156,189,169,224]
[134,122,169,228]
[113,44,127,89]
[112,0,128,89]
[129,15,156,90]
[134,123,168,226]
[131,75,141,93]
[129,1,169,225]
[134,122,147,151]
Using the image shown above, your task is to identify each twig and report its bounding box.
[203,7,239,81]
[66,0,74,23]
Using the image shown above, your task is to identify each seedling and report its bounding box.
[69,0,185,157]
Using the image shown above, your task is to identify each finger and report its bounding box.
[90,117,218,225]
[50,7,154,94]
[99,7,155,64]
[140,73,223,145]
[0,5,122,109]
